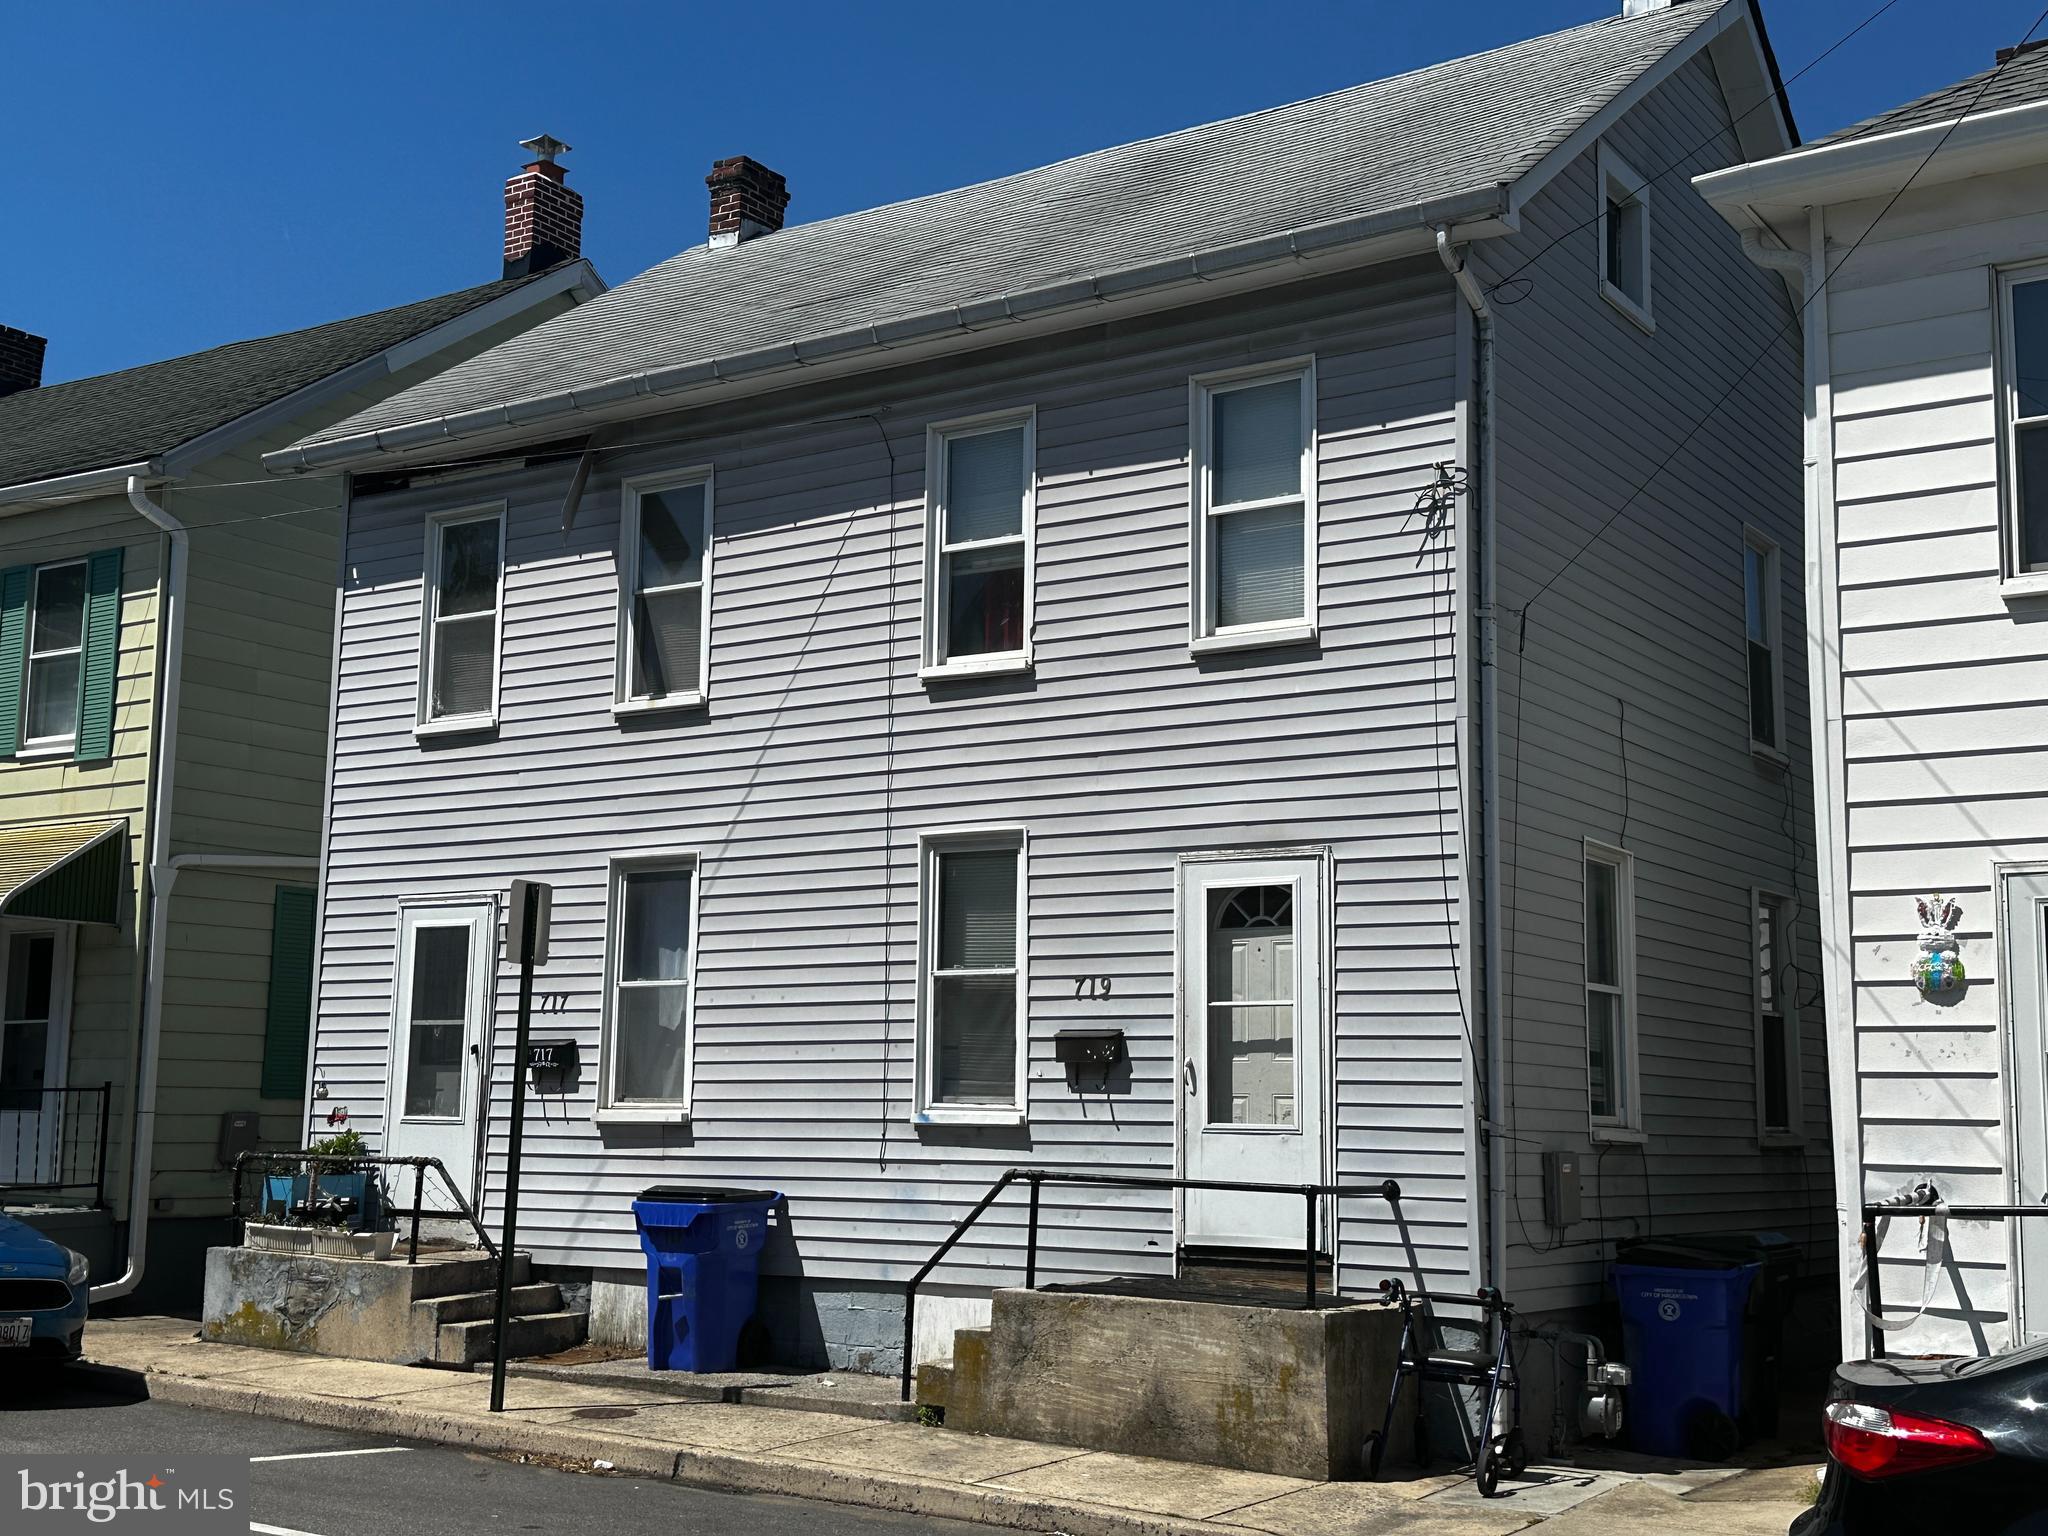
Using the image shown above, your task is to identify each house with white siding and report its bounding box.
[1699,40,2048,1359]
[267,0,1828,1382]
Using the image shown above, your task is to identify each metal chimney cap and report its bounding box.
[519,134,571,163]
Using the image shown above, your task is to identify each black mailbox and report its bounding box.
[1054,1028,1126,1087]
[527,1038,578,1091]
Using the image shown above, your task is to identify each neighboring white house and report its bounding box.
[268,0,1825,1381]
[1700,39,2048,1358]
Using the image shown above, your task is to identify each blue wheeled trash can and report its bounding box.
[632,1186,781,1372]
[1611,1256,1760,1460]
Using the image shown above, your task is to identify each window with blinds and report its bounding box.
[620,472,712,707]
[1192,364,1315,644]
[924,414,1032,673]
[421,507,503,727]
[921,836,1023,1112]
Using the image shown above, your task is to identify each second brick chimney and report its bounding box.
[0,325,46,398]
[504,135,584,280]
[706,157,789,247]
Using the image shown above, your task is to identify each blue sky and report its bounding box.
[7,0,2035,384]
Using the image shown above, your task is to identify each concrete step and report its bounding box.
[414,1283,561,1327]
[403,1251,532,1300]
[433,1309,587,1367]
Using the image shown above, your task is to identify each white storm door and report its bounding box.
[386,903,495,1201]
[1178,855,1326,1251]
[0,925,70,1188]
[2006,870,2048,1342]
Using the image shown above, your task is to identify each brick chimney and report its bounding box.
[0,325,46,398]
[706,157,789,248]
[503,134,584,280]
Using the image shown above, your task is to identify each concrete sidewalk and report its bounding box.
[84,1319,1811,1536]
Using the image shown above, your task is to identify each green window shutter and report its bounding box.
[261,885,318,1101]
[0,565,29,759]
[74,547,123,763]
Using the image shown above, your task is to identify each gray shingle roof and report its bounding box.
[284,3,1723,463]
[0,270,563,492]
[1805,39,2048,150]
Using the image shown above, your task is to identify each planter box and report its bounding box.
[243,1222,395,1260]
[260,1171,385,1232]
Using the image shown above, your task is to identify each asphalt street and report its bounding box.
[0,1362,990,1536]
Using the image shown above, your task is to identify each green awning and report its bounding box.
[0,820,127,925]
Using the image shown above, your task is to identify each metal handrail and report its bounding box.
[1859,1197,2048,1360]
[0,1082,113,1206]
[899,1166,1403,1400]
[231,1151,499,1267]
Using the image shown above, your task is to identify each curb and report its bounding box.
[138,1370,1241,1536]
[489,1360,917,1423]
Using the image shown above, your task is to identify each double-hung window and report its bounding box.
[1754,891,1801,1140]
[23,562,86,748]
[2001,267,2048,581]
[0,548,122,762]
[923,414,1032,677]
[419,506,504,730]
[602,858,697,1117]
[918,831,1025,1121]
[619,470,712,709]
[1744,529,1784,756]
[1597,143,1653,330]
[1584,840,1639,1134]
[1191,362,1317,649]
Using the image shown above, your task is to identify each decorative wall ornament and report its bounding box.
[1913,896,1965,993]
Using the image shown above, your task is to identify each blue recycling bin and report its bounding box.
[632,1186,780,1373]
[1613,1258,1760,1459]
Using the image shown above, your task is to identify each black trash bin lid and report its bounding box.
[637,1185,777,1204]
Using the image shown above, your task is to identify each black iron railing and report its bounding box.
[1860,1197,2048,1359]
[231,1151,498,1267]
[900,1167,1403,1400]
[0,1082,112,1206]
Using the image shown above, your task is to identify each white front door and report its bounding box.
[0,924,70,1189]
[1178,853,1326,1251]
[385,902,495,1204]
[2006,870,2048,1342]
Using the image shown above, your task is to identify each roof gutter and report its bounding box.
[0,460,162,515]
[90,477,188,1304]
[264,187,1511,476]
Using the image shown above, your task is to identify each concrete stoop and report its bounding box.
[202,1243,587,1366]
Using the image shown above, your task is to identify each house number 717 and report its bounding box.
[1072,976,1113,1000]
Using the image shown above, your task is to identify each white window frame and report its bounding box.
[615,467,715,714]
[416,503,506,735]
[1752,887,1803,1145]
[913,826,1028,1126]
[21,559,86,752]
[1596,143,1654,333]
[1188,358,1318,653]
[1743,525,1786,762]
[921,409,1035,682]
[596,851,701,1124]
[1996,261,2048,595]
[1584,839,1643,1139]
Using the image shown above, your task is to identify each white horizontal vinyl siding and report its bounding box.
[311,266,1475,1296]
[1484,53,1825,1315]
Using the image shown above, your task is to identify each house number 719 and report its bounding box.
[1072,976,1113,1000]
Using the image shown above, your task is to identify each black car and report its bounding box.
[1795,1338,2048,1534]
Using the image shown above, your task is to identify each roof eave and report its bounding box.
[263,189,1513,476]
[1695,96,2048,230]
[0,458,163,515]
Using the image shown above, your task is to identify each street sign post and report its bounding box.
[489,879,551,1413]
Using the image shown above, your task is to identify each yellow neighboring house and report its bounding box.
[0,144,600,1305]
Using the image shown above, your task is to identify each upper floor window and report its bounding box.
[1597,144,1653,330]
[2001,268,2048,578]
[0,547,122,763]
[419,506,503,731]
[1190,361,1317,650]
[1744,528,1784,756]
[600,857,696,1118]
[1584,840,1640,1135]
[1754,890,1801,1140]
[618,470,712,710]
[923,414,1032,678]
[917,830,1025,1122]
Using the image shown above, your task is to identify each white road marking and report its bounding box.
[251,1524,335,1536]
[248,1447,413,1463]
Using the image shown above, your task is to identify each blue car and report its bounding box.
[0,1213,90,1365]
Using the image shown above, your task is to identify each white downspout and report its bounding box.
[92,477,188,1302]
[1436,227,1508,1292]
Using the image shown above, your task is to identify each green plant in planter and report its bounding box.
[306,1129,368,1159]
[267,1128,386,1230]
